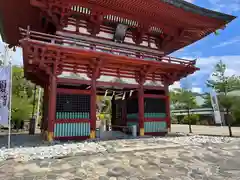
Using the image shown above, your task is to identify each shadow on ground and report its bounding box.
[0,133,48,148]
[0,131,188,148]
[1,130,234,149]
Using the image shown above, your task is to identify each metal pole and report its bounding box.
[3,45,7,65]
[8,63,12,148]
[7,47,13,148]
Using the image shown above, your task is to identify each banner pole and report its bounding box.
[8,62,12,149]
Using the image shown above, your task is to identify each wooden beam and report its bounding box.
[162,29,185,50]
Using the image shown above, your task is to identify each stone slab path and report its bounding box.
[0,136,240,180]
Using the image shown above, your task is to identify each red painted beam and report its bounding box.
[96,81,139,88]
[55,119,90,123]
[57,78,91,85]
[57,88,91,95]
[144,94,167,99]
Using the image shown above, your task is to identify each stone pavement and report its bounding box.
[0,137,240,180]
[171,124,240,137]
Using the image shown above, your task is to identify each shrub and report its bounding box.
[182,114,200,125]
[171,115,178,124]
[11,95,32,128]
[200,120,209,125]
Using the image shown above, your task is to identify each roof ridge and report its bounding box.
[160,0,236,22]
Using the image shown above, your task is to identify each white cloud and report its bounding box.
[209,66,239,81]
[196,56,240,75]
[169,81,181,91]
[213,36,240,48]
[0,39,23,65]
[192,87,202,93]
[208,0,240,13]
[184,0,194,3]
[169,82,203,94]
[175,55,240,93]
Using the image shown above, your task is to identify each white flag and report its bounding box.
[210,90,222,124]
[0,66,11,126]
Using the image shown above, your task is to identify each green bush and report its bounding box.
[171,115,178,124]
[232,107,240,126]
[200,120,209,125]
[182,114,200,125]
[12,95,32,127]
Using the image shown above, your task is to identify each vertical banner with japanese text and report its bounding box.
[210,90,222,125]
[0,66,11,126]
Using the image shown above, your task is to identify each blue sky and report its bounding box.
[171,0,240,93]
[0,0,239,94]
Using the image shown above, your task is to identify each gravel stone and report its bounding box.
[107,167,130,177]
[0,135,239,179]
[99,176,109,180]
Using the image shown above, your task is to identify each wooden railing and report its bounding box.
[19,27,196,66]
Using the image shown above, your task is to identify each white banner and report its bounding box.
[0,66,11,126]
[210,90,222,124]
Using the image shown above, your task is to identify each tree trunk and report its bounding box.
[188,107,192,133]
[226,108,233,137]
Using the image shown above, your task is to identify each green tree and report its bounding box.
[201,93,213,108]
[207,60,240,136]
[12,66,35,98]
[97,96,112,124]
[182,114,200,125]
[11,66,37,127]
[171,88,198,133]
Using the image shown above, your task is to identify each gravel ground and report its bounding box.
[0,135,239,179]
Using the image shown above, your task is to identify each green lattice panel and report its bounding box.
[144,121,167,133]
[54,122,90,137]
[56,112,90,119]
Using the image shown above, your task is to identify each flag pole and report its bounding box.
[8,62,12,149]
[4,45,13,149]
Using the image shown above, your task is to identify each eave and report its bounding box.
[162,0,236,22]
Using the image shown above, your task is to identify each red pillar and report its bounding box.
[90,75,97,139]
[47,73,57,141]
[122,99,127,126]
[165,85,171,132]
[138,83,144,136]
[41,84,48,140]
[41,85,46,131]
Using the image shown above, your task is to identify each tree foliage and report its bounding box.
[201,93,212,108]
[206,60,240,110]
[11,66,37,126]
[206,60,240,136]
[170,88,198,110]
[182,114,200,125]
[96,96,112,123]
[170,88,198,133]
[207,60,240,94]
